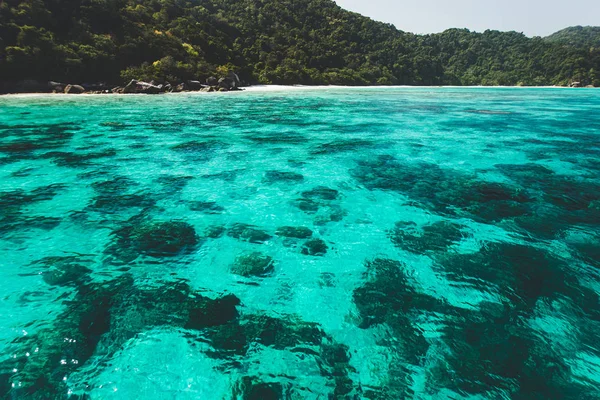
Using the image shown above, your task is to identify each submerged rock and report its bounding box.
[231,252,275,277]
[301,238,328,256]
[227,223,272,244]
[205,225,226,239]
[32,256,92,287]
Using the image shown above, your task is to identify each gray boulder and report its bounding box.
[186,80,203,90]
[64,84,85,94]
[173,82,189,92]
[231,252,274,277]
[48,81,66,93]
[206,76,218,86]
[227,71,241,88]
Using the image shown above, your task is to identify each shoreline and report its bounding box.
[0,84,597,97]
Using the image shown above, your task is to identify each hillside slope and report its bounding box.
[545,26,600,49]
[0,0,599,87]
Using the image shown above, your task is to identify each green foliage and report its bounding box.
[0,0,599,86]
[545,26,600,49]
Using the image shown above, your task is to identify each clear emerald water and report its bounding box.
[0,87,599,399]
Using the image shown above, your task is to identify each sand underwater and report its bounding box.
[0,87,599,399]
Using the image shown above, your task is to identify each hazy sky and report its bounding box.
[334,0,600,37]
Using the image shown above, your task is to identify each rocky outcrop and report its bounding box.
[123,79,162,94]
[1,70,246,95]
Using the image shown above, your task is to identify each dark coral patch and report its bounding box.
[91,176,137,195]
[311,139,379,155]
[293,186,346,224]
[496,163,600,237]
[189,201,225,214]
[104,218,199,263]
[32,256,92,287]
[1,270,360,399]
[275,226,313,239]
[0,185,65,214]
[41,149,117,168]
[0,185,66,236]
[433,303,590,398]
[263,170,304,184]
[171,140,229,161]
[247,133,307,144]
[437,243,576,307]
[351,155,532,222]
[293,198,321,214]
[0,124,77,163]
[353,259,446,363]
[88,193,156,214]
[154,175,194,193]
[201,169,242,181]
[301,186,339,201]
[1,275,241,399]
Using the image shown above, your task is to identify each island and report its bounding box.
[0,0,598,93]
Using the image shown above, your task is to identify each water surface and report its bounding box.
[0,88,599,399]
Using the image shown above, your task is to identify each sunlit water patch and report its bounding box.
[0,87,599,399]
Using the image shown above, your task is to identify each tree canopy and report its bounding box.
[1,0,599,87]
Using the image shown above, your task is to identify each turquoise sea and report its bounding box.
[0,87,599,399]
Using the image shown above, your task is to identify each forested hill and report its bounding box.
[0,0,599,88]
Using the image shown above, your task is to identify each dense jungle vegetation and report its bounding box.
[1,0,599,87]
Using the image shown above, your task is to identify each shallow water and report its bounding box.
[0,87,599,399]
